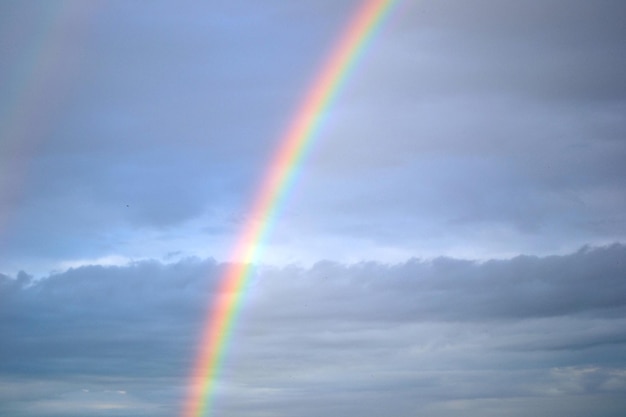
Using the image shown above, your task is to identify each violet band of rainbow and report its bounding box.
[181,1,397,416]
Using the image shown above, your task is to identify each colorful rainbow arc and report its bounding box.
[181,1,397,416]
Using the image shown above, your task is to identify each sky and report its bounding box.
[1,0,625,416]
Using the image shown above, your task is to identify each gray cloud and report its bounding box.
[294,0,626,256]
[2,244,625,416]
[1,0,626,271]
[382,0,626,102]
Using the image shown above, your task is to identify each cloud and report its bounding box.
[1,244,625,416]
[293,0,626,257]
[1,0,626,273]
[381,0,626,102]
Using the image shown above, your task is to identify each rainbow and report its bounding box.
[180,1,397,416]
[0,2,97,245]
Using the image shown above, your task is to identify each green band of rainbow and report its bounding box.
[181,1,397,416]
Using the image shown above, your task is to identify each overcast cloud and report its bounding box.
[0,0,624,273]
[2,244,626,416]
[1,0,625,415]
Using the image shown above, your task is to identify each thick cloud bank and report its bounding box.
[2,244,625,416]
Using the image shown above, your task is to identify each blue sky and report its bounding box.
[1,0,626,416]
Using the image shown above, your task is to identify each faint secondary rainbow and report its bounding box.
[181,1,398,416]
[0,2,97,246]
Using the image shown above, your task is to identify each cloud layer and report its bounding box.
[2,244,625,416]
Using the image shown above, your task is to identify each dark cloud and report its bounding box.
[385,0,626,102]
[2,244,626,416]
